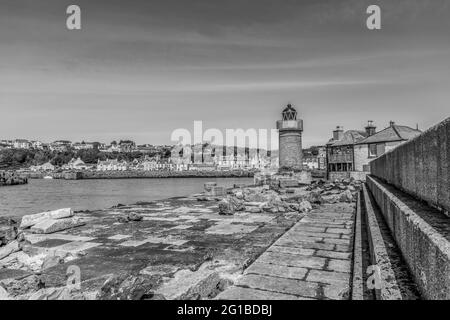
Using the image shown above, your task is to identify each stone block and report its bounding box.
[20,208,74,229]
[30,217,84,234]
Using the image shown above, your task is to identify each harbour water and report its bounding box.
[0,177,253,217]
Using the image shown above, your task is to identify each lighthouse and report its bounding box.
[276,104,304,172]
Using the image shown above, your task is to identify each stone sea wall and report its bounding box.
[0,171,28,186]
[370,117,449,214]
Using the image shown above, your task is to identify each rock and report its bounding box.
[279,179,299,188]
[0,226,17,245]
[229,197,245,211]
[289,203,300,211]
[2,275,44,297]
[117,215,130,223]
[30,217,84,234]
[243,192,268,203]
[298,200,313,213]
[97,273,159,300]
[339,190,354,203]
[246,207,262,213]
[322,189,340,196]
[20,208,74,229]
[41,254,64,270]
[218,199,235,215]
[0,240,20,260]
[204,182,217,192]
[347,185,356,192]
[127,212,143,221]
[307,191,323,204]
[322,194,340,204]
[234,191,244,199]
[28,287,84,300]
[244,201,262,207]
[0,285,12,300]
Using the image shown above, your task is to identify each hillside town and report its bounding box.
[0,138,328,174]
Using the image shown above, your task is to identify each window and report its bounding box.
[368,144,377,158]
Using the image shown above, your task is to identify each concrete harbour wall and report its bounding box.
[370,117,449,214]
[366,175,450,299]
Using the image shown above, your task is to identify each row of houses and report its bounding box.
[27,153,277,173]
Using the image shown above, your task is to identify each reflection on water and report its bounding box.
[0,177,253,217]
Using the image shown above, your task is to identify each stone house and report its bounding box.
[326,121,421,180]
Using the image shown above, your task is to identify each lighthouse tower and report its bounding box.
[276,104,304,172]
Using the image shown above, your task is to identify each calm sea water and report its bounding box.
[0,177,253,218]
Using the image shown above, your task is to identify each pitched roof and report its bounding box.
[356,125,421,145]
[328,130,367,147]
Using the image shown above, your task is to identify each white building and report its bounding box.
[96,159,128,171]
[13,139,31,149]
[72,142,95,150]
[63,157,88,170]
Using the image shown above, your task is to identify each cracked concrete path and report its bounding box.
[217,203,355,300]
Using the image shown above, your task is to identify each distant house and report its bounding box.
[13,139,31,149]
[63,157,88,170]
[72,142,95,150]
[33,162,55,172]
[326,121,421,180]
[141,160,158,171]
[30,140,45,150]
[50,140,72,152]
[118,140,136,153]
[96,159,128,171]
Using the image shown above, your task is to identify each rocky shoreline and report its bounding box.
[0,171,28,187]
[0,176,360,300]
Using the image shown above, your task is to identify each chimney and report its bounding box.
[365,120,376,136]
[333,126,344,141]
[389,121,395,127]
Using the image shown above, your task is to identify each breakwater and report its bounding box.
[0,171,28,186]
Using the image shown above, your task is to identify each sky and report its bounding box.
[0,0,449,147]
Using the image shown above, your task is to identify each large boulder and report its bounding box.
[243,192,268,203]
[322,194,340,204]
[339,190,354,203]
[97,273,160,300]
[0,226,17,245]
[306,191,323,205]
[30,217,84,234]
[0,240,20,260]
[20,208,74,229]
[1,275,44,298]
[218,199,235,215]
[218,197,245,215]
[298,200,313,213]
